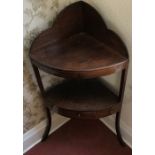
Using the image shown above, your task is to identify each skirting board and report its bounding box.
[23,115,131,153]
[101,116,132,148]
[23,114,70,154]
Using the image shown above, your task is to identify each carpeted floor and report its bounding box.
[25,119,131,155]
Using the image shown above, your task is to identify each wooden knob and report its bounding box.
[78,113,81,117]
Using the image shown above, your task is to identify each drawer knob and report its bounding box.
[78,113,81,117]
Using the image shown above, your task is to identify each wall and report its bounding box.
[23,0,62,133]
[23,0,132,134]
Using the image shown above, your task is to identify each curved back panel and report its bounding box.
[82,2,107,36]
[52,1,84,39]
[52,1,107,38]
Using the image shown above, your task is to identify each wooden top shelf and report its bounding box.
[30,32,128,78]
[44,78,121,119]
[30,1,128,79]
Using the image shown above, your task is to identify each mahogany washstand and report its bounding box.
[29,1,129,146]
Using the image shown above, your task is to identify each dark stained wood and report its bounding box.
[115,67,128,146]
[32,64,45,96]
[116,112,126,146]
[29,1,129,144]
[30,32,128,79]
[41,107,51,142]
[30,1,128,79]
[44,78,121,119]
[119,68,129,103]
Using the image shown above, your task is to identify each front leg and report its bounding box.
[41,107,52,142]
[115,112,126,146]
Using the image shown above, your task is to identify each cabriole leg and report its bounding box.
[41,107,51,142]
[115,112,126,146]
[115,67,128,146]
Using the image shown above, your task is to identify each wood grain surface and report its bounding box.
[30,1,128,78]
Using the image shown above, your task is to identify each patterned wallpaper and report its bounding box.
[23,0,132,133]
[23,0,72,133]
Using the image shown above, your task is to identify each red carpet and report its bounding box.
[25,119,131,155]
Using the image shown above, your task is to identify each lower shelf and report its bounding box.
[44,78,121,119]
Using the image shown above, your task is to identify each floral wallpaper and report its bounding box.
[24,0,132,133]
[23,0,77,133]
